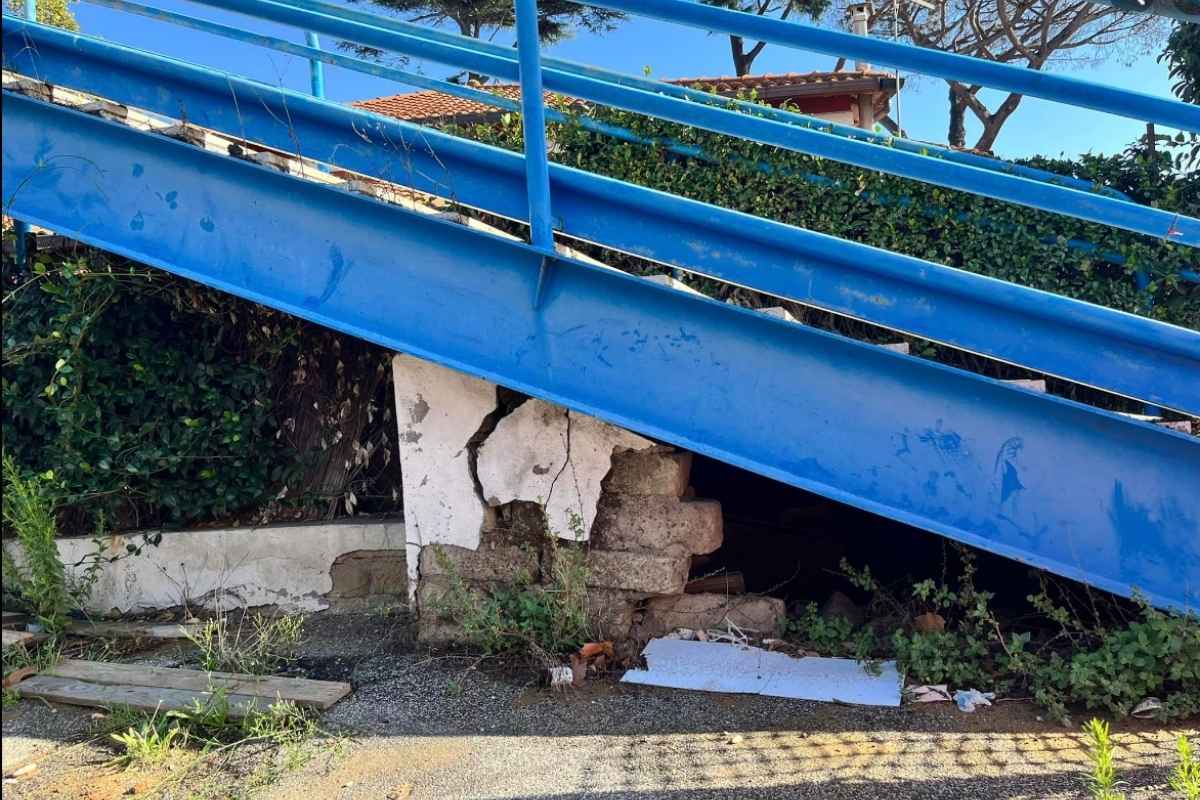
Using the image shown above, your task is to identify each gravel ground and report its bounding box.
[3,611,1196,800]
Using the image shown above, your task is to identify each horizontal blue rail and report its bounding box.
[5,93,1197,613]
[144,0,1197,245]
[5,22,1198,416]
[589,0,1200,133]
[245,0,1130,202]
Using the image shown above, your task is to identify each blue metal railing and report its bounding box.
[249,0,1132,201]
[158,0,1197,246]
[72,0,1197,285]
[3,1,1198,412]
[590,0,1200,132]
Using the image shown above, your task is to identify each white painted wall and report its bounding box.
[28,520,405,616]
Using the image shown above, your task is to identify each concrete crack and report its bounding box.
[465,386,528,509]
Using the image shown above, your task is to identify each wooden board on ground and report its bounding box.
[14,675,273,718]
[2,629,46,651]
[15,660,351,715]
[66,620,201,640]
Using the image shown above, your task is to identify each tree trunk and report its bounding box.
[729,35,767,77]
[973,93,1024,153]
[730,36,751,76]
[948,84,967,147]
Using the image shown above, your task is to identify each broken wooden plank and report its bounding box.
[48,660,350,709]
[15,675,271,718]
[685,573,746,595]
[2,629,46,651]
[66,621,200,641]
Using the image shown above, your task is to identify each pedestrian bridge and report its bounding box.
[3,0,1198,611]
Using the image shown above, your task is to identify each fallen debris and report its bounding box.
[65,620,201,640]
[621,638,903,706]
[913,612,946,633]
[1131,697,1162,719]
[953,689,995,712]
[548,666,574,690]
[906,684,953,703]
[15,659,350,717]
[2,666,38,689]
[569,641,614,687]
[2,629,46,651]
[684,573,746,595]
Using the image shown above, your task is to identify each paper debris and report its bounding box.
[954,688,995,712]
[621,638,902,706]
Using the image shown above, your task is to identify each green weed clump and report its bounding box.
[2,453,69,635]
[1082,718,1126,800]
[184,613,306,675]
[1171,735,1200,800]
[106,691,318,773]
[785,549,1200,723]
[431,516,592,661]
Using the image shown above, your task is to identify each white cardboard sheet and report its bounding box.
[621,639,902,706]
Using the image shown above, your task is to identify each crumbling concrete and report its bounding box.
[328,549,408,608]
[392,354,734,648]
[476,399,654,540]
[585,550,691,595]
[418,540,540,584]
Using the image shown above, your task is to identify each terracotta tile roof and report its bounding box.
[672,70,897,93]
[353,70,898,124]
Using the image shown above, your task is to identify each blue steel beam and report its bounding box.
[587,0,1200,133]
[143,1,1198,245]
[5,27,1198,415]
[4,93,1197,612]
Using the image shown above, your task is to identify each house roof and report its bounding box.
[353,70,899,125]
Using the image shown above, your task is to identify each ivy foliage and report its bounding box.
[2,247,399,531]
[786,551,1200,722]
[459,101,1198,330]
[3,254,286,526]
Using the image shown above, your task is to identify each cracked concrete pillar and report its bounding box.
[391,354,496,600]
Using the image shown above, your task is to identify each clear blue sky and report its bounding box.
[71,0,1178,160]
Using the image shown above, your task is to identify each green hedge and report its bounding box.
[462,104,1199,331]
[2,248,398,532]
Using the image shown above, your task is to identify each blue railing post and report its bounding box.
[304,30,328,173]
[12,0,37,266]
[304,31,325,98]
[513,0,556,307]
